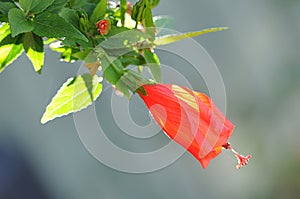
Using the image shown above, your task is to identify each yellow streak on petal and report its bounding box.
[171,85,199,112]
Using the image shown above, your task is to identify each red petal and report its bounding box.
[139,84,235,168]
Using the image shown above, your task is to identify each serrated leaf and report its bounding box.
[90,0,107,23]
[154,27,229,46]
[19,0,54,14]
[23,32,44,73]
[0,34,24,73]
[44,0,68,13]
[143,49,161,82]
[8,8,34,37]
[33,12,88,41]
[41,74,103,124]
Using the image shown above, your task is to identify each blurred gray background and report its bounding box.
[1,0,300,198]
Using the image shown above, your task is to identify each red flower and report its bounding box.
[138,84,251,169]
[96,19,110,35]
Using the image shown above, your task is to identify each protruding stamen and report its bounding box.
[222,143,252,169]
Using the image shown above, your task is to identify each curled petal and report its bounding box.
[139,84,235,168]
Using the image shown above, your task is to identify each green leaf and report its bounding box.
[142,7,155,39]
[154,27,229,46]
[90,0,107,23]
[143,7,154,27]
[33,12,88,41]
[59,8,79,28]
[132,0,144,22]
[72,49,92,60]
[19,0,54,14]
[0,23,11,42]
[120,0,126,26]
[149,0,160,8]
[23,32,44,73]
[100,29,152,55]
[44,0,68,13]
[115,70,151,98]
[41,74,103,124]
[0,34,24,73]
[0,2,17,21]
[69,0,87,9]
[50,45,78,63]
[95,47,131,97]
[8,8,34,37]
[143,49,161,82]
[102,57,123,85]
[62,37,93,49]
[119,51,146,67]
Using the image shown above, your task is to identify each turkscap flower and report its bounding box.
[138,84,251,169]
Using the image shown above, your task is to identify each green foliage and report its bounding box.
[99,29,152,55]
[44,0,69,13]
[0,34,24,73]
[132,0,155,38]
[90,0,107,23]
[23,32,44,73]
[19,0,55,14]
[143,49,161,82]
[0,2,17,22]
[0,23,11,42]
[33,12,88,41]
[8,8,34,37]
[41,74,103,124]
[120,0,127,26]
[0,0,227,123]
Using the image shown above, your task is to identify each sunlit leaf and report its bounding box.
[23,32,44,73]
[0,34,24,73]
[41,74,103,124]
[0,23,11,42]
